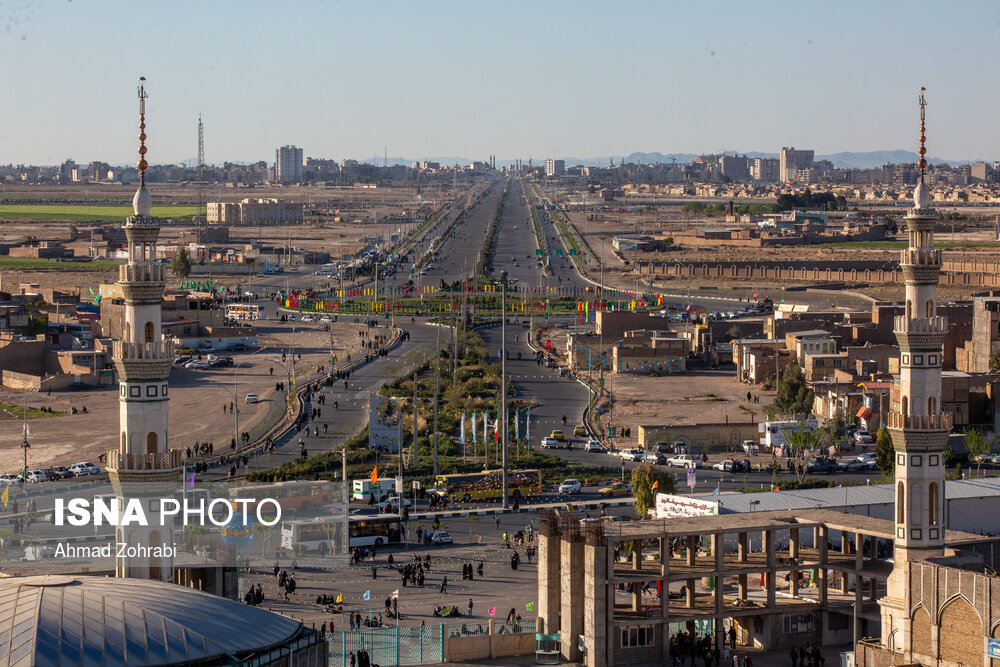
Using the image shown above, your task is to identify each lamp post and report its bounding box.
[501,270,509,509]
[5,376,57,490]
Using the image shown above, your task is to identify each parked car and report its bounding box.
[245,393,259,404]
[857,452,877,465]
[172,356,192,367]
[619,449,644,462]
[558,479,582,495]
[46,466,73,480]
[549,430,565,441]
[853,430,874,444]
[429,531,453,545]
[184,360,210,370]
[208,357,234,367]
[540,437,558,449]
[643,452,666,465]
[839,459,874,472]
[25,470,48,483]
[667,454,701,468]
[713,458,737,472]
[584,439,604,453]
[573,426,588,437]
[69,462,100,476]
[805,457,839,474]
[598,482,632,498]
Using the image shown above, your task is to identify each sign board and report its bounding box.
[989,639,1000,659]
[686,466,696,490]
[395,476,403,494]
[655,493,719,519]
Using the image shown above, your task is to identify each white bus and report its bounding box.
[280,514,402,554]
[352,477,397,501]
[226,304,265,321]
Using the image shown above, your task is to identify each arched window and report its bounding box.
[897,482,905,524]
[925,300,933,318]
[144,321,154,344]
[902,396,909,419]
[928,396,936,416]
[929,482,938,526]
[146,432,158,455]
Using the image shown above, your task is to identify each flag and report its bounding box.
[489,606,497,617]
[713,485,719,496]
[483,411,488,442]
[335,593,342,604]
[370,466,378,484]
[1,486,7,508]
[651,480,659,491]
[186,473,195,489]
[526,602,534,612]
[472,410,477,444]
[514,409,519,441]
[363,590,371,601]
[460,415,466,445]
[526,407,530,441]
[391,589,399,599]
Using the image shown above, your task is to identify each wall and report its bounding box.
[443,629,534,662]
[638,422,759,450]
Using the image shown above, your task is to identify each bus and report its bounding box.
[280,514,402,554]
[352,477,398,502]
[229,480,333,517]
[431,469,542,501]
[226,303,265,321]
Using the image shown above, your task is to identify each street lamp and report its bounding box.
[500,270,509,509]
[749,500,760,513]
[4,375,58,489]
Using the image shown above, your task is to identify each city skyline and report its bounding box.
[2,0,1000,164]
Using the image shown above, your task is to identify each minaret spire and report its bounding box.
[918,86,927,184]
[137,77,148,187]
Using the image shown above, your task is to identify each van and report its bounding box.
[245,393,259,404]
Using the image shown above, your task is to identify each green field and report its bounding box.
[0,402,67,420]
[0,204,200,222]
[0,257,121,270]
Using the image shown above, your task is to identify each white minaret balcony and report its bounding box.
[119,263,166,283]
[113,340,174,361]
[893,315,947,336]
[900,248,941,267]
[106,450,182,471]
[886,411,951,431]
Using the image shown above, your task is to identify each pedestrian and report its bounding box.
[350,652,356,667]
[728,626,736,649]
[790,646,798,667]
[743,655,752,667]
[467,598,473,617]
[349,613,356,631]
[440,576,448,594]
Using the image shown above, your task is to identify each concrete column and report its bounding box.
[841,530,850,554]
[686,578,695,608]
[738,573,747,599]
[631,582,642,612]
[789,527,800,597]
[869,578,877,601]
[818,526,828,605]
[841,571,849,594]
[537,528,561,634]
[855,532,864,572]
[632,541,643,571]
[660,537,668,578]
[789,528,799,559]
[764,529,775,608]
[583,540,608,667]
[686,535,697,567]
[560,532,585,662]
[738,532,747,562]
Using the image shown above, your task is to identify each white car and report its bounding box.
[540,436,558,449]
[301,315,317,323]
[853,430,874,444]
[184,360,209,370]
[25,470,48,483]
[320,316,333,323]
[69,462,100,476]
[857,452,877,465]
[584,439,603,453]
[558,479,582,494]
[667,454,701,468]
[429,530,453,545]
[245,393,259,404]
[376,496,412,510]
[619,449,644,462]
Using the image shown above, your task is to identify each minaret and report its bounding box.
[107,77,181,581]
[879,87,949,653]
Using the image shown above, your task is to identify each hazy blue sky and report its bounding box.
[2,0,999,165]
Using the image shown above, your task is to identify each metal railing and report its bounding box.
[886,411,951,431]
[893,315,947,334]
[119,263,166,283]
[113,340,174,360]
[106,449,183,470]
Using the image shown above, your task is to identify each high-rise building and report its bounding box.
[544,159,565,177]
[107,78,181,581]
[879,89,949,651]
[719,155,750,181]
[275,145,304,183]
[751,157,779,182]
[779,146,814,183]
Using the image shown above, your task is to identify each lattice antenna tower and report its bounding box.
[197,113,205,228]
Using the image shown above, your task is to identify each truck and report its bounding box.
[759,419,819,450]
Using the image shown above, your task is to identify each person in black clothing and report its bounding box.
[790,647,798,667]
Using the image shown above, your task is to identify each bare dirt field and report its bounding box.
[0,321,381,469]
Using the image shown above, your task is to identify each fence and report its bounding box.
[448,618,536,638]
[329,624,443,666]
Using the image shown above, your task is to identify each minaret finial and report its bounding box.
[918,86,927,184]
[137,77,148,186]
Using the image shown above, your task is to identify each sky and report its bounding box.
[2,0,999,166]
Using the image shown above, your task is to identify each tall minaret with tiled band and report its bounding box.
[107,77,181,581]
[879,87,950,653]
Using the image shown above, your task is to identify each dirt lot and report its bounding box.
[0,321,382,469]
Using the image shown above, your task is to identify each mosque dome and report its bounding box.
[913,180,931,209]
[132,185,152,218]
[0,575,304,666]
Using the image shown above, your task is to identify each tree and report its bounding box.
[723,325,743,341]
[874,428,894,479]
[990,352,1000,372]
[822,408,850,447]
[964,428,990,477]
[785,422,823,481]
[171,246,192,278]
[631,463,677,519]
[765,364,814,419]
